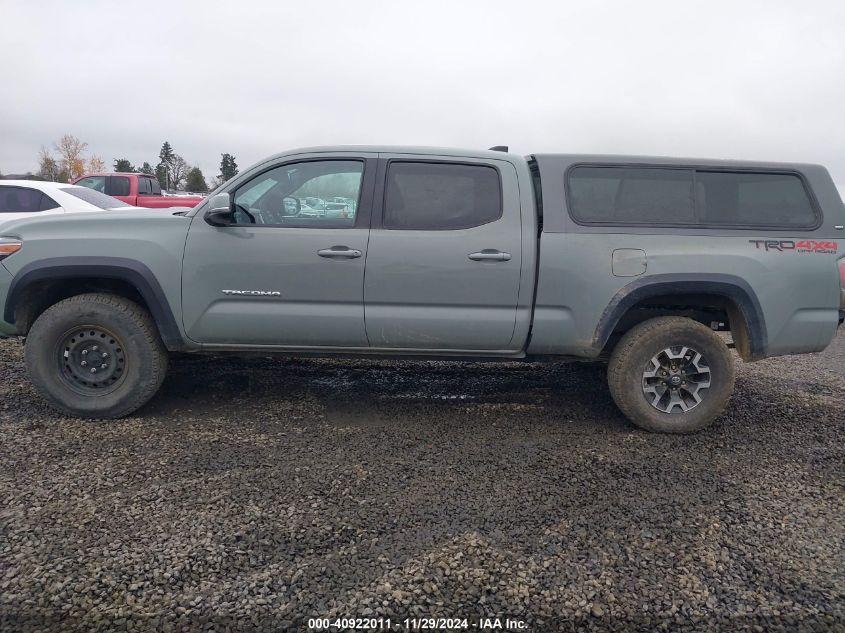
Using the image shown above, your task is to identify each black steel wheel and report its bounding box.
[26,293,168,419]
[57,326,127,395]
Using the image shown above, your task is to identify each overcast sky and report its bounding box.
[1,1,843,195]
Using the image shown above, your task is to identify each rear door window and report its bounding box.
[107,176,131,197]
[383,162,502,230]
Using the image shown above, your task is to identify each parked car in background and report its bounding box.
[303,196,326,211]
[330,196,357,211]
[324,201,354,219]
[72,173,205,209]
[0,181,135,228]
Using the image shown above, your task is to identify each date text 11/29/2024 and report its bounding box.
[307,616,528,630]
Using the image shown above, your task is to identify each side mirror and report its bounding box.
[204,193,233,226]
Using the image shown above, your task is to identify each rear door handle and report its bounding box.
[468,250,511,262]
[318,246,362,259]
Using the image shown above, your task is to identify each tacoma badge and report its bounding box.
[221,289,282,296]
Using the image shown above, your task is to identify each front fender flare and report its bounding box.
[5,257,186,350]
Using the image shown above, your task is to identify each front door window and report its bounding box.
[233,161,363,227]
[75,176,107,193]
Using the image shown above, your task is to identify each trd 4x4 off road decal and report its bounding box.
[749,239,838,254]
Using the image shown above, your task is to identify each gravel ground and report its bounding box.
[1,331,843,632]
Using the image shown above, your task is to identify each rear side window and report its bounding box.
[0,187,51,213]
[40,193,59,210]
[696,171,817,228]
[384,162,502,230]
[107,176,130,197]
[567,165,818,228]
[567,167,694,225]
[60,187,127,209]
[138,177,161,195]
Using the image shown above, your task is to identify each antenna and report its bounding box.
[488,145,509,152]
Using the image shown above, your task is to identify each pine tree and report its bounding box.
[114,158,135,172]
[158,142,175,189]
[219,153,238,182]
[186,167,209,193]
[159,141,175,166]
[155,163,168,190]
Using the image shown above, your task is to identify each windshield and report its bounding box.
[60,187,129,210]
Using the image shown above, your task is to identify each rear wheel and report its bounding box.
[25,293,168,418]
[607,316,734,433]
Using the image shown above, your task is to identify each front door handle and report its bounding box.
[468,250,511,262]
[318,246,362,259]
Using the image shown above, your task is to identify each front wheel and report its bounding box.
[25,293,168,419]
[607,316,735,433]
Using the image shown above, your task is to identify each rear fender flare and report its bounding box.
[593,273,767,360]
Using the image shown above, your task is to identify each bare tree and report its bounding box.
[54,134,88,180]
[37,146,60,181]
[169,155,189,191]
[86,155,106,173]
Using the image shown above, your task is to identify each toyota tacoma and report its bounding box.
[0,146,842,433]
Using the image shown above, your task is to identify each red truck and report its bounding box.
[71,173,205,208]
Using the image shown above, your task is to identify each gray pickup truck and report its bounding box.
[0,146,842,433]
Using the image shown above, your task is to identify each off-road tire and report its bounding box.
[25,293,168,418]
[607,316,735,433]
